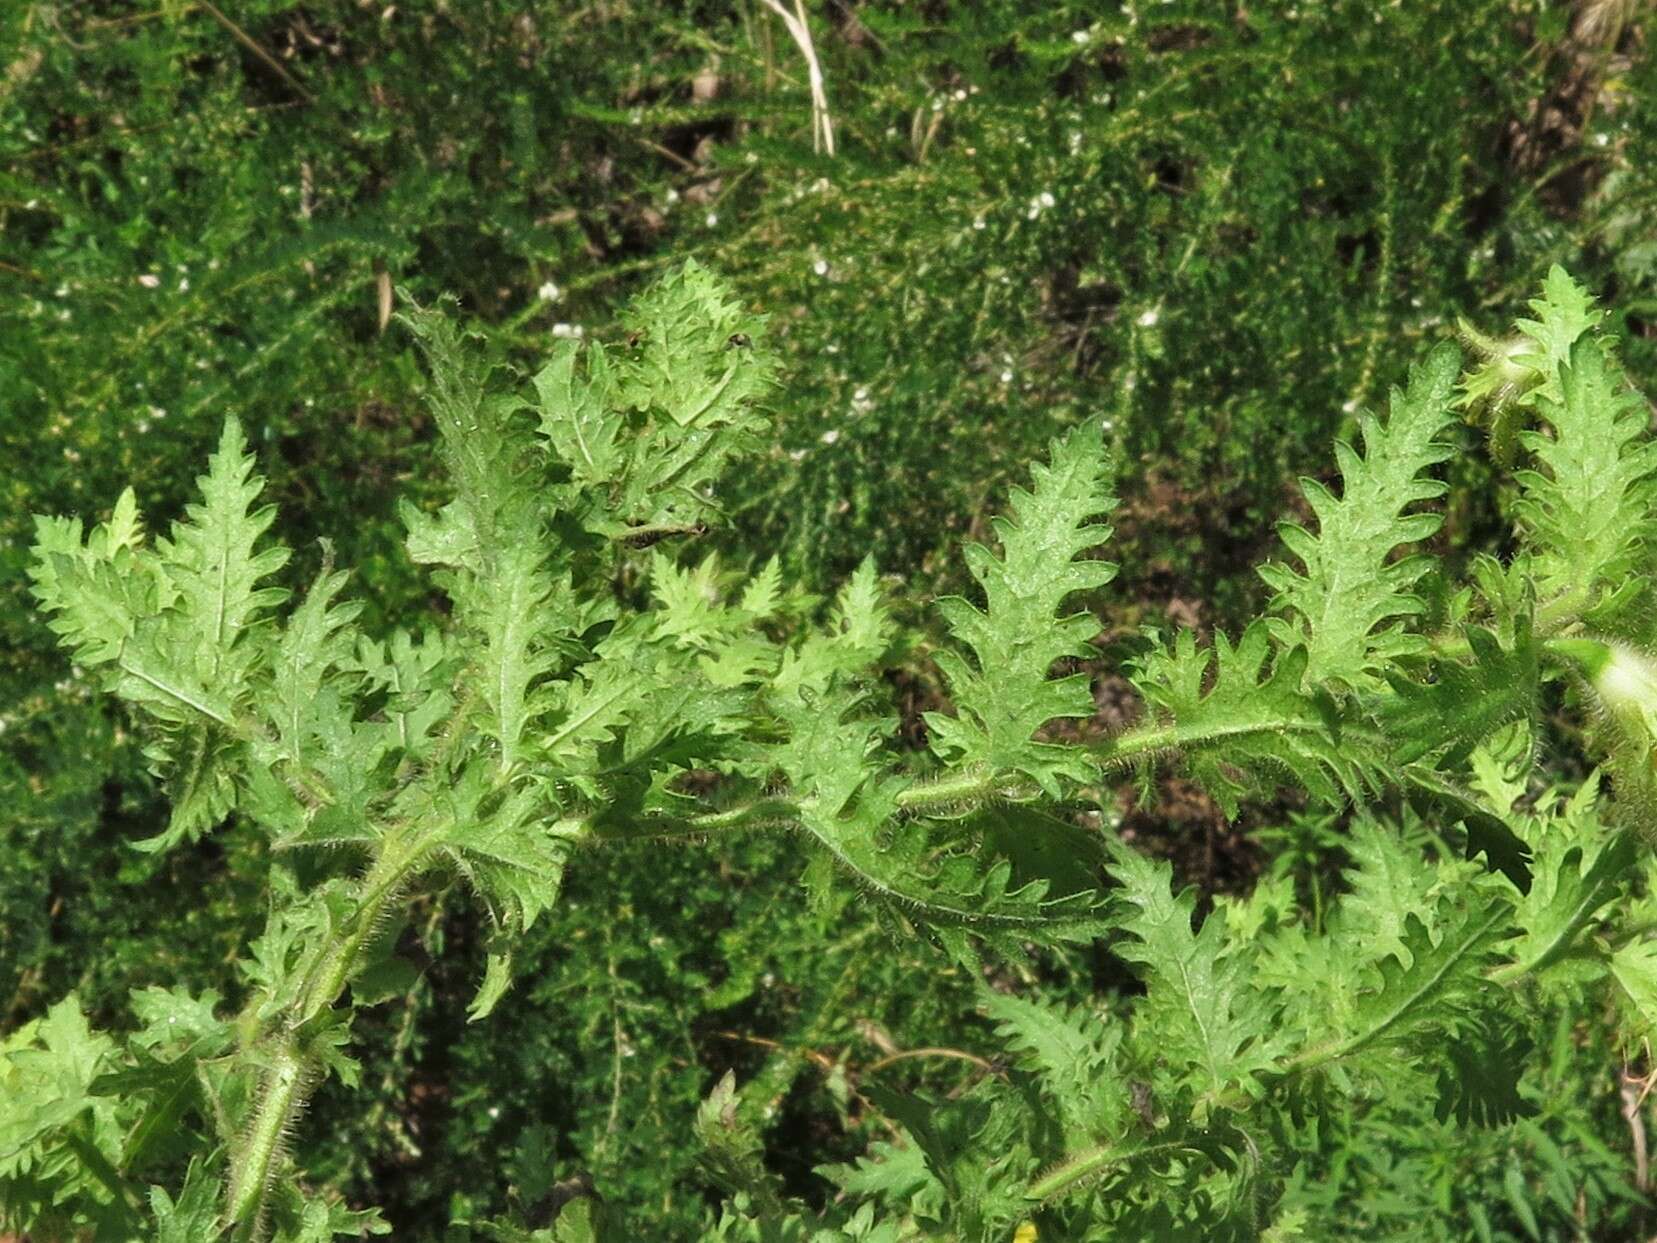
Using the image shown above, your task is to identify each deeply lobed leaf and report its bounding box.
[1127,623,1377,816]
[1515,337,1657,621]
[1258,342,1460,694]
[1107,844,1288,1105]
[927,421,1116,795]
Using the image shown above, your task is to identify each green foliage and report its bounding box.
[1257,344,1458,694]
[1106,843,1289,1104]
[1126,624,1371,818]
[11,7,1657,1238]
[15,265,790,1238]
[695,0,1623,613]
[691,276,1657,1238]
[11,263,1657,1242]
[927,422,1115,796]
[1518,335,1657,621]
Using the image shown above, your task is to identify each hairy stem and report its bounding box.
[1026,1138,1207,1203]
[228,1037,305,1237]
[295,834,424,1023]
[228,826,436,1232]
[622,709,1371,846]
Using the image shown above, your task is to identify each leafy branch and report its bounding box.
[14,266,1657,1241]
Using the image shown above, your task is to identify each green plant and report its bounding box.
[10,264,1657,1240]
[693,0,1602,612]
[7,10,1651,1120]
[12,6,1657,1235]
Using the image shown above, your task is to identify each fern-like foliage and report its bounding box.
[926,421,1116,796]
[528,261,776,542]
[1107,844,1290,1105]
[1380,623,1538,766]
[1516,335,1657,623]
[31,421,293,851]
[772,683,1108,963]
[1457,266,1657,629]
[17,267,1657,1242]
[1126,624,1376,816]
[1461,265,1602,418]
[399,305,569,785]
[747,797,1630,1240]
[1258,343,1459,694]
[703,273,1657,1242]
[20,266,797,1241]
[979,990,1125,1145]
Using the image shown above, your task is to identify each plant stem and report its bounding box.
[631,710,1360,843]
[1026,1138,1204,1203]
[228,826,436,1231]
[295,834,422,1023]
[893,767,1029,810]
[228,1037,305,1236]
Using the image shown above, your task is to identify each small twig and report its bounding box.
[0,258,43,281]
[1624,1063,1653,1193]
[596,938,626,1159]
[375,260,393,334]
[713,1029,840,1074]
[39,6,97,51]
[758,0,835,156]
[636,134,701,173]
[84,7,180,29]
[619,520,708,549]
[714,1029,996,1079]
[16,100,305,163]
[196,0,315,104]
[865,1046,997,1075]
